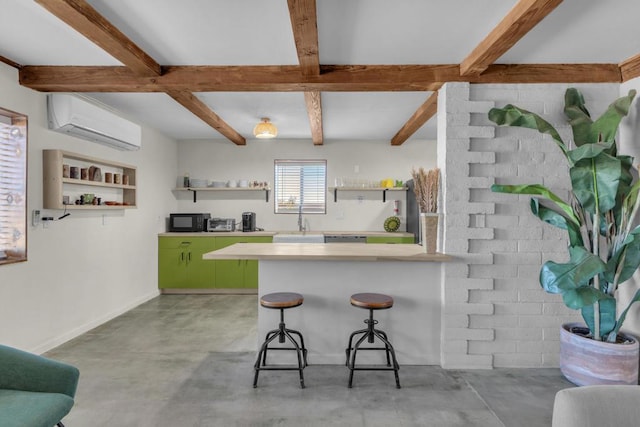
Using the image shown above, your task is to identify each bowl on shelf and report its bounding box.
[238,179,249,188]
[209,181,226,188]
[189,179,208,188]
[227,180,238,188]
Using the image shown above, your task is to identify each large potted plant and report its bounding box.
[489,88,640,386]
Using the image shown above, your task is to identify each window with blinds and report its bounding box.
[0,108,27,265]
[274,160,326,214]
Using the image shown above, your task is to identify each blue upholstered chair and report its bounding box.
[0,344,79,427]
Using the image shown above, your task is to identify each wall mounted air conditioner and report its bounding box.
[47,93,142,151]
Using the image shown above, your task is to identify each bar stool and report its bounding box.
[254,292,308,388]
[345,292,400,388]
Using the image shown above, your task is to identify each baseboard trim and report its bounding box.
[160,288,257,295]
[35,289,160,355]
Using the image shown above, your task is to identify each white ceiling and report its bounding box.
[2,0,640,143]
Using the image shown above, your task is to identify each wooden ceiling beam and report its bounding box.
[620,53,640,82]
[19,63,621,93]
[288,0,323,144]
[0,55,22,69]
[304,91,323,145]
[460,0,563,76]
[287,0,320,76]
[35,1,249,144]
[474,63,621,83]
[35,0,161,77]
[391,90,439,146]
[167,90,246,146]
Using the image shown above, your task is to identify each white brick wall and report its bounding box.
[438,82,619,369]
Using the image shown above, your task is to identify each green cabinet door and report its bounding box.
[158,238,188,288]
[158,237,217,289]
[214,236,272,288]
[366,236,414,244]
[183,238,217,288]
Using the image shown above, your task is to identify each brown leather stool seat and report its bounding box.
[254,292,308,388]
[345,293,400,388]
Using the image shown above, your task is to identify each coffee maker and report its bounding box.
[242,212,256,232]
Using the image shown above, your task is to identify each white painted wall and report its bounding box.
[438,82,622,369]
[0,63,178,353]
[176,139,436,232]
[619,77,640,338]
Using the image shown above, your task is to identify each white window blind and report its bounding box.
[274,160,326,214]
[0,109,27,265]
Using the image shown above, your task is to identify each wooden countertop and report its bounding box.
[159,231,413,238]
[158,231,276,237]
[202,243,452,262]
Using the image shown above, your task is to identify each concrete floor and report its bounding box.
[46,295,573,426]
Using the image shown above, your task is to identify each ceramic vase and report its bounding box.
[420,213,438,254]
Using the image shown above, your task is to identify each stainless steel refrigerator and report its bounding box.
[405,179,420,244]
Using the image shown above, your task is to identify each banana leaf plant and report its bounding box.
[489,88,640,342]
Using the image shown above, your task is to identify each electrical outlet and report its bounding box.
[32,210,40,226]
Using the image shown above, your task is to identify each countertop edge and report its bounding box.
[159,230,414,238]
[202,243,453,263]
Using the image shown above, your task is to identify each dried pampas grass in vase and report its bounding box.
[411,167,440,253]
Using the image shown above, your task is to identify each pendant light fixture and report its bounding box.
[253,117,277,139]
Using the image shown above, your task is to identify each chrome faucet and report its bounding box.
[298,204,306,232]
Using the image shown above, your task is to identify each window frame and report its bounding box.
[0,107,28,266]
[274,159,327,215]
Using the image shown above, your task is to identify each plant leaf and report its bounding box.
[540,246,605,297]
[488,105,568,157]
[569,150,622,214]
[563,286,610,311]
[581,297,616,340]
[491,184,579,225]
[611,288,640,340]
[564,88,593,147]
[605,226,640,284]
[563,88,636,147]
[530,198,583,246]
[591,89,636,144]
[614,155,637,227]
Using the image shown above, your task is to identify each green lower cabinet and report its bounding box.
[158,235,272,290]
[366,236,414,244]
[214,236,272,288]
[158,237,216,289]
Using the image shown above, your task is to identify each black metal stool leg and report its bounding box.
[372,328,401,388]
[345,307,401,388]
[375,328,392,366]
[348,331,371,388]
[283,329,306,388]
[261,328,280,366]
[254,328,283,387]
[345,327,368,365]
[286,328,308,366]
[254,305,307,389]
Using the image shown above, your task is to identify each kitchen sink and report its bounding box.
[272,233,325,243]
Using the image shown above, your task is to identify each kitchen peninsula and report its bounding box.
[203,243,451,365]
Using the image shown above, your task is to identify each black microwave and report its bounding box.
[169,213,211,232]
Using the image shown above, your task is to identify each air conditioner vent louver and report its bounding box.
[47,94,141,151]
